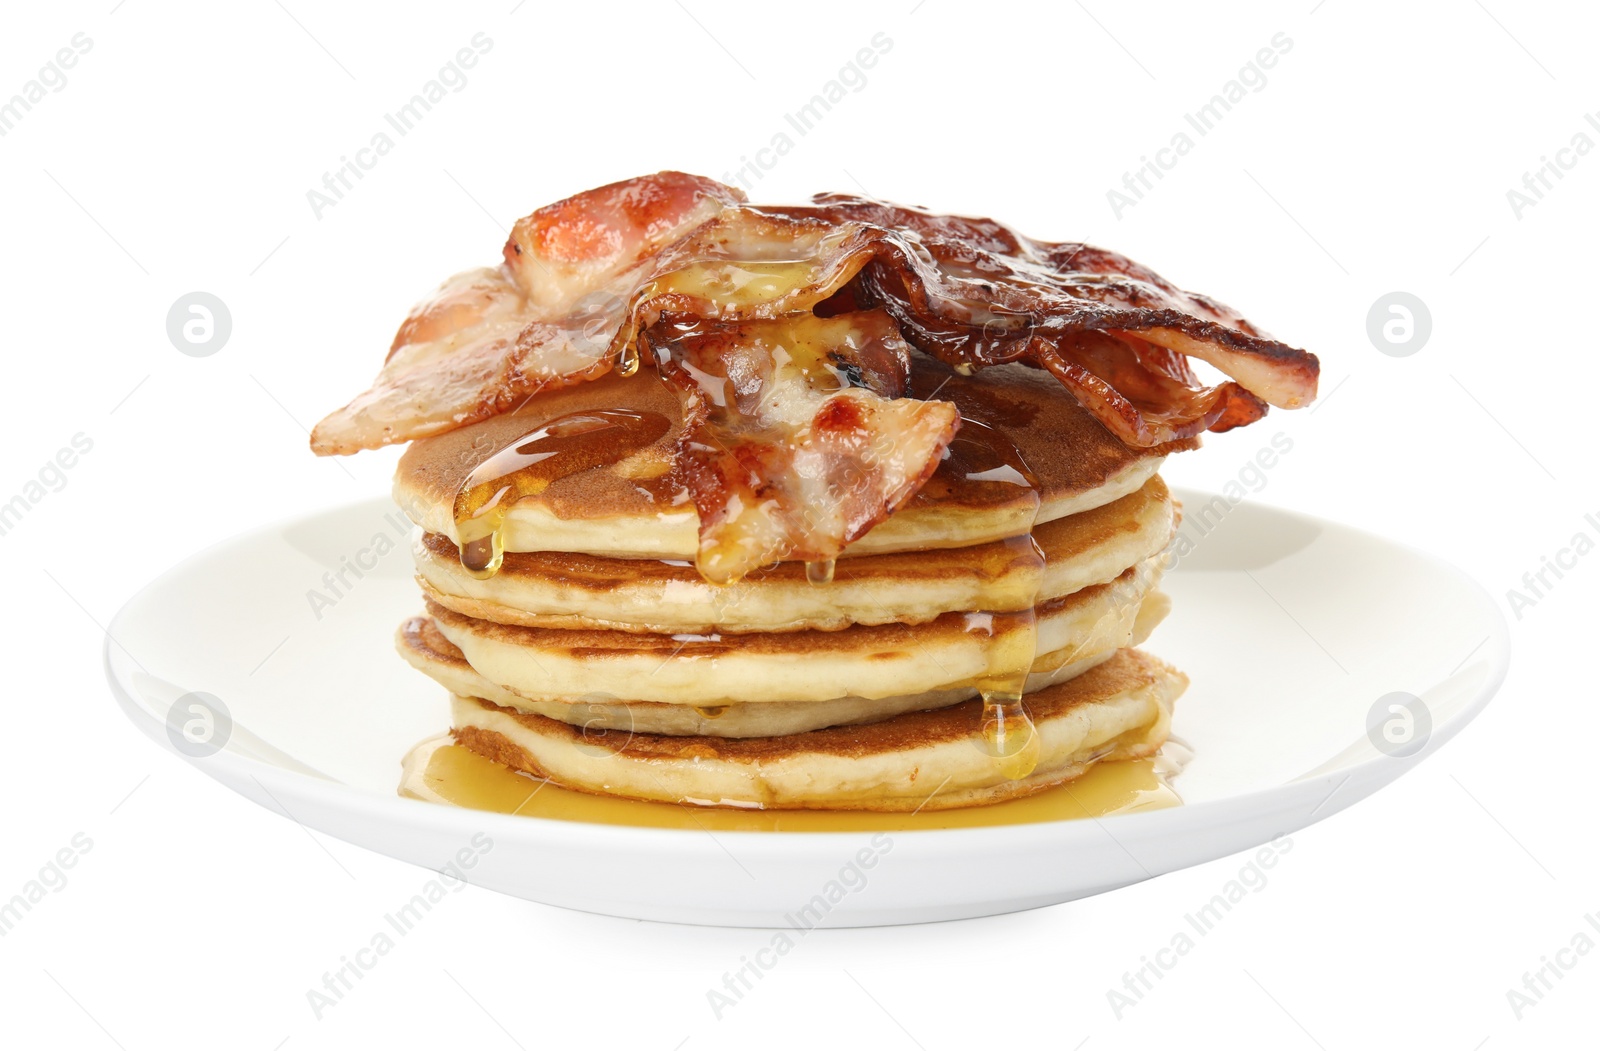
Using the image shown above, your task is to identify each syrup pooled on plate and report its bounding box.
[400,735,1185,832]
[451,408,671,578]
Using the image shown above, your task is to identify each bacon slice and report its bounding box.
[310,172,742,455]
[501,172,745,317]
[765,195,1318,446]
[1028,331,1271,447]
[645,310,960,583]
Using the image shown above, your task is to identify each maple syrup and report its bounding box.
[945,418,1048,781]
[400,735,1184,831]
[617,337,642,377]
[805,559,836,585]
[451,409,670,578]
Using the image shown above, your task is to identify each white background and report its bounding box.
[2,1,1596,1047]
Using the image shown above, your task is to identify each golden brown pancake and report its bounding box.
[447,648,1186,811]
[421,552,1168,707]
[393,361,1195,559]
[397,584,1170,737]
[414,475,1173,634]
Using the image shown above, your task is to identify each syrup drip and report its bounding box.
[617,338,642,377]
[693,705,729,720]
[452,408,670,579]
[946,418,1047,781]
[805,559,836,586]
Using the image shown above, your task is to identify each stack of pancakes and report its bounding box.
[394,362,1190,811]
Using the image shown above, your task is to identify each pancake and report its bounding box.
[415,475,1173,634]
[446,648,1186,811]
[393,360,1192,560]
[422,551,1168,707]
[397,587,1170,737]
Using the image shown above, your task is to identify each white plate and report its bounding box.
[104,491,1509,927]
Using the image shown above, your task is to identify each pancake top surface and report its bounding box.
[396,358,1195,530]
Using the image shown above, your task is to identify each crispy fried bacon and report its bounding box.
[646,310,959,583]
[309,172,742,455]
[764,195,1318,445]
[313,174,1318,578]
[307,267,620,455]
